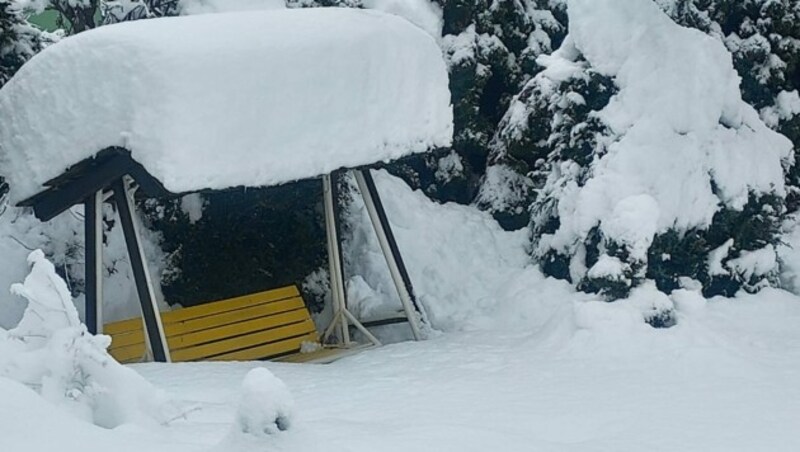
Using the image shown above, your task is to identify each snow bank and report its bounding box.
[344,171,580,333]
[0,378,173,452]
[0,8,452,203]
[536,0,792,274]
[0,251,177,428]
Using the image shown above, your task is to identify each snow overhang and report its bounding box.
[0,7,453,206]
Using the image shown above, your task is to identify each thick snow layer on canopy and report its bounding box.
[538,0,792,257]
[0,8,452,203]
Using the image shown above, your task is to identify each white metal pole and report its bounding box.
[124,178,171,362]
[354,171,422,341]
[322,174,350,346]
[93,190,104,333]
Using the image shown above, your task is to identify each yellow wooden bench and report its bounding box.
[105,285,357,364]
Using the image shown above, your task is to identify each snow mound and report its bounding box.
[345,171,578,333]
[538,0,792,274]
[0,8,452,203]
[234,367,294,436]
[0,250,177,428]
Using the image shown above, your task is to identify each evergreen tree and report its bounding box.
[1,0,49,205]
[47,0,101,34]
[413,0,568,205]
[0,0,46,87]
[103,0,180,24]
[480,0,793,308]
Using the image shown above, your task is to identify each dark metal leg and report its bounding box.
[112,178,170,362]
[84,193,100,334]
[358,169,422,314]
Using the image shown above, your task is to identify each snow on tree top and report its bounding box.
[0,8,453,202]
[537,0,792,255]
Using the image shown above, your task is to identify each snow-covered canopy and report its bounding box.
[0,8,453,203]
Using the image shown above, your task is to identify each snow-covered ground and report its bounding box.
[3,172,800,451]
[2,1,800,451]
[4,287,800,452]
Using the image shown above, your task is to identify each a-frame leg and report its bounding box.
[112,178,171,363]
[354,169,424,341]
[321,172,381,347]
[84,190,104,334]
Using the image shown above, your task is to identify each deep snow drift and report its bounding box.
[343,170,576,333]
[0,8,452,203]
[0,251,177,428]
[3,275,800,452]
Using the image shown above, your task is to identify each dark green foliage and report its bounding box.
[286,0,362,8]
[383,150,477,204]
[645,193,784,297]
[417,0,567,208]
[0,0,46,88]
[647,230,708,293]
[140,181,328,312]
[645,310,677,329]
[446,29,520,175]
[503,70,615,170]
[514,68,616,256]
[539,250,571,282]
[47,0,101,34]
[0,176,8,210]
[482,65,615,233]
[578,274,632,301]
[576,229,644,300]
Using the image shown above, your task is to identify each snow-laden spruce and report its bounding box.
[486,0,793,303]
[0,250,178,428]
[0,7,452,203]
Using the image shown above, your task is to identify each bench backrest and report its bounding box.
[105,285,319,363]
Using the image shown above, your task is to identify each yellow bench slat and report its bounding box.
[208,331,320,362]
[104,317,145,335]
[104,285,300,334]
[104,285,323,364]
[165,297,305,337]
[168,308,313,351]
[161,286,300,323]
[109,342,147,363]
[170,319,317,362]
[107,298,307,350]
[108,329,146,349]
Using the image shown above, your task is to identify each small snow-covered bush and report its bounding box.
[233,367,294,437]
[0,250,177,428]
